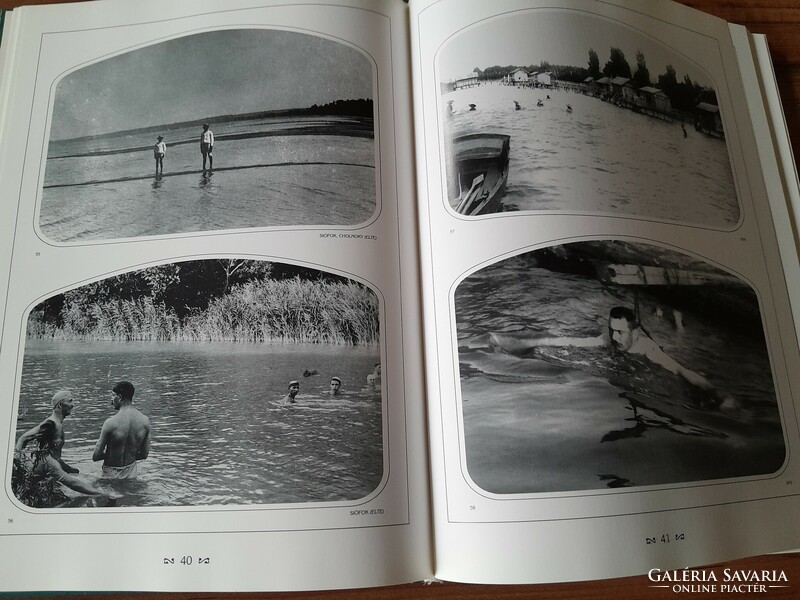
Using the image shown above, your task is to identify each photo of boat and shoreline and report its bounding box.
[438,10,737,226]
[40,28,376,242]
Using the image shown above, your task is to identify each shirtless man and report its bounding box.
[366,363,381,387]
[92,381,151,479]
[15,390,106,496]
[491,306,737,410]
[282,380,300,405]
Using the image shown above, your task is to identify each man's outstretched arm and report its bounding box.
[490,331,605,354]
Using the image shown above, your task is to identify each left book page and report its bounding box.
[0,0,430,592]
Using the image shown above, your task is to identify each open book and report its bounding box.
[1,0,799,592]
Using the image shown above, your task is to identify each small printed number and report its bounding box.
[7,519,13,524]
[35,252,40,256]
[469,505,476,510]
[180,556,192,565]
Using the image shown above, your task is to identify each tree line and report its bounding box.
[28,260,379,345]
[477,46,716,112]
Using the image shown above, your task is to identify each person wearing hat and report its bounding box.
[14,390,106,497]
[200,123,214,170]
[329,376,342,397]
[153,135,166,175]
[282,380,300,405]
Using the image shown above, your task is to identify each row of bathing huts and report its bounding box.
[443,68,724,139]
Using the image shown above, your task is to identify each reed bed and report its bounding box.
[27,277,378,345]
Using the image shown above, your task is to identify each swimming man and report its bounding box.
[366,363,381,386]
[282,380,300,405]
[92,381,151,479]
[329,377,341,396]
[491,306,737,410]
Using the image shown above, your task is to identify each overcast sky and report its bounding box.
[51,29,373,140]
[439,10,712,89]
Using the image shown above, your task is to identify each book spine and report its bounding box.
[0,8,21,145]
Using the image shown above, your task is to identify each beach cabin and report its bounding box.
[695,102,724,138]
[453,72,479,90]
[582,76,596,93]
[535,71,554,86]
[637,86,672,114]
[610,76,633,102]
[594,76,612,96]
[509,68,530,84]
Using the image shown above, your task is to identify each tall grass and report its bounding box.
[27,278,378,345]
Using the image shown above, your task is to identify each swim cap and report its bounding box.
[51,390,72,407]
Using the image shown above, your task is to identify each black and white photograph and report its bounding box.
[455,241,784,494]
[439,10,738,225]
[40,29,376,242]
[12,258,383,508]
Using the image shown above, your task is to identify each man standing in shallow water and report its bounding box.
[153,135,166,175]
[200,123,214,171]
[93,381,151,479]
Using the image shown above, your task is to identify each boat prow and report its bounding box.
[449,133,511,216]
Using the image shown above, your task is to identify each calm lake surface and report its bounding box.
[455,255,785,494]
[16,340,383,507]
[41,116,375,242]
[443,83,738,227]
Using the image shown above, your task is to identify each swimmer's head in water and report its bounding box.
[608,307,637,353]
[288,381,300,397]
[330,377,341,394]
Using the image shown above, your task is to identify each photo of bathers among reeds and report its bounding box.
[40,28,375,242]
[14,258,383,508]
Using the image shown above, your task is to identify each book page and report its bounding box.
[0,0,430,592]
[411,0,800,584]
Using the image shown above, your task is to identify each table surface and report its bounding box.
[1,0,800,597]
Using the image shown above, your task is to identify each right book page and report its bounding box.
[410,0,800,584]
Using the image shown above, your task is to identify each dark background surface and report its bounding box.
[1,0,800,597]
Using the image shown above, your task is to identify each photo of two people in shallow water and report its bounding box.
[455,240,785,494]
